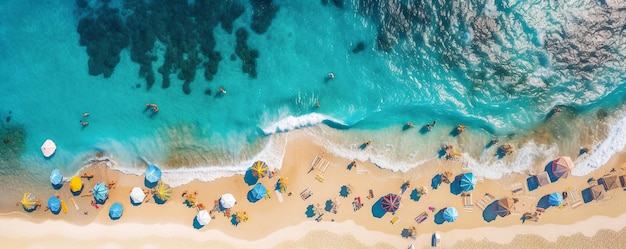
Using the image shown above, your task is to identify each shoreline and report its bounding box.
[3,129,626,248]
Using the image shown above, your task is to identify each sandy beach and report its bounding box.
[3,129,626,248]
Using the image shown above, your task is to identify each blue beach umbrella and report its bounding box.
[47,196,61,214]
[145,164,162,184]
[50,169,63,186]
[460,173,477,192]
[443,207,458,222]
[248,183,267,202]
[548,192,563,206]
[109,202,123,220]
[92,182,109,204]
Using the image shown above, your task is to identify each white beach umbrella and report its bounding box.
[195,210,211,226]
[41,139,56,157]
[129,187,146,204]
[219,193,236,209]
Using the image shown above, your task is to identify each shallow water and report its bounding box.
[1,0,626,199]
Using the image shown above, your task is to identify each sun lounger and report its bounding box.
[475,193,495,211]
[463,194,474,211]
[511,183,524,195]
[415,212,428,224]
[566,189,583,209]
[315,174,325,183]
[315,213,324,222]
[275,190,284,203]
[391,216,400,224]
[319,161,330,173]
[301,188,313,200]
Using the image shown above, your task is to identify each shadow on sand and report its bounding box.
[371,198,387,218]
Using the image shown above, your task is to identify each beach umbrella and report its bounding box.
[69,176,83,193]
[381,193,401,213]
[48,196,61,213]
[443,207,458,222]
[130,187,146,204]
[496,197,515,216]
[551,157,573,179]
[145,164,162,184]
[441,171,453,184]
[50,169,63,186]
[21,193,38,211]
[195,210,211,226]
[249,183,267,201]
[109,202,123,220]
[220,193,236,209]
[41,139,56,157]
[155,182,172,202]
[278,176,288,192]
[460,172,477,191]
[548,192,563,206]
[250,161,269,179]
[92,182,109,203]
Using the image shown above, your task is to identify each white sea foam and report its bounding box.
[261,112,344,135]
[573,112,626,176]
[75,133,289,188]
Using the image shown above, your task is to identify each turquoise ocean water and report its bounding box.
[2,0,626,207]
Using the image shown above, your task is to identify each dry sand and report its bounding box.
[2,129,626,248]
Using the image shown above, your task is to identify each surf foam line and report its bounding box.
[261,112,347,135]
[573,111,626,176]
[73,133,289,188]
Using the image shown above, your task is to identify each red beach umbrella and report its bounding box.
[381,193,401,212]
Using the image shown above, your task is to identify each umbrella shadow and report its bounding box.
[305,204,316,218]
[437,148,447,159]
[243,170,258,186]
[231,215,240,226]
[109,213,121,220]
[410,189,421,202]
[324,199,334,212]
[144,178,157,189]
[153,194,167,205]
[23,206,37,213]
[536,195,551,209]
[193,216,205,229]
[431,174,442,190]
[130,197,142,206]
[449,175,463,195]
[449,127,461,137]
[51,208,61,215]
[401,228,415,239]
[543,162,560,183]
[71,185,84,196]
[247,191,261,203]
[402,124,414,131]
[371,198,387,218]
[52,183,63,190]
[95,197,108,205]
[339,186,350,198]
[482,201,499,222]
[433,209,445,224]
[526,175,539,192]
[484,139,498,149]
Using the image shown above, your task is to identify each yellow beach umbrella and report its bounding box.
[21,193,38,211]
[250,161,269,179]
[69,176,83,193]
[278,177,288,192]
[155,182,172,201]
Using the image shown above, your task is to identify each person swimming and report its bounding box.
[145,103,159,113]
[218,87,227,94]
[328,72,335,80]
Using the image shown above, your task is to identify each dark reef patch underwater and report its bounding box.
[75,0,277,94]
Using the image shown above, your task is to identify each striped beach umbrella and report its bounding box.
[48,196,61,214]
[21,193,38,211]
[145,164,162,184]
[443,207,458,222]
[381,193,401,212]
[460,172,477,191]
[250,161,269,179]
[551,157,573,179]
[155,182,172,202]
[50,169,63,186]
[92,182,109,204]
[548,192,563,206]
[248,183,267,202]
[108,202,123,220]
